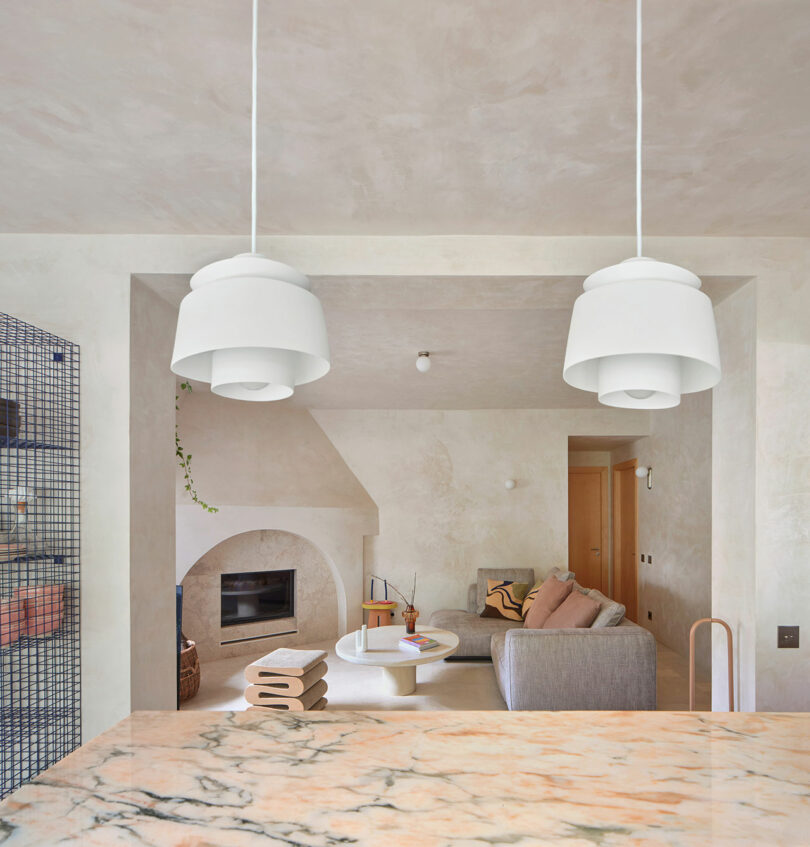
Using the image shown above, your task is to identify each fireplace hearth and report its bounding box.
[221,570,294,627]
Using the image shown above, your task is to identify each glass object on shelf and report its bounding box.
[0,488,48,558]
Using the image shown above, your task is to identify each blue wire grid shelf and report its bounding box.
[0,313,80,798]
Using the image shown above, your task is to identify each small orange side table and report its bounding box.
[362,601,397,628]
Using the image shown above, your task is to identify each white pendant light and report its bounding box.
[563,0,720,409]
[171,0,330,401]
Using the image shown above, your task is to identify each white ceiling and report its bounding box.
[2,0,810,236]
[145,273,745,409]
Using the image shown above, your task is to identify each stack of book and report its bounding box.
[399,633,440,652]
[244,647,328,712]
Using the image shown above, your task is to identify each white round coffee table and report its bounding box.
[335,625,459,695]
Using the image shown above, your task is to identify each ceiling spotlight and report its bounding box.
[416,351,431,373]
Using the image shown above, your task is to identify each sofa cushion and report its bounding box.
[586,589,626,627]
[481,579,528,621]
[429,609,520,657]
[476,568,535,614]
[522,569,576,616]
[542,590,601,629]
[548,567,576,582]
[523,576,573,628]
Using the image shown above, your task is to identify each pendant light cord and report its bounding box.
[636,0,642,257]
[251,0,258,254]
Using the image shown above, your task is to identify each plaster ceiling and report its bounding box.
[143,273,746,409]
[2,1,810,236]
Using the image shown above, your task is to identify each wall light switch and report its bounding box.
[640,554,645,563]
[648,554,653,564]
[778,626,799,648]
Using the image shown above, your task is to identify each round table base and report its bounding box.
[381,665,416,696]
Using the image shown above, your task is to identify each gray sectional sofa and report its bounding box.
[429,567,657,711]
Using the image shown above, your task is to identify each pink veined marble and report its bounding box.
[0,709,808,845]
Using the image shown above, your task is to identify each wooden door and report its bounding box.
[613,459,638,622]
[568,467,608,592]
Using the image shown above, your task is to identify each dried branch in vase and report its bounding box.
[370,573,417,606]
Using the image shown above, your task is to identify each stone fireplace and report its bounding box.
[221,569,295,627]
[181,529,339,661]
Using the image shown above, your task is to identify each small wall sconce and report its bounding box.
[635,465,653,490]
[504,479,516,491]
[416,351,431,373]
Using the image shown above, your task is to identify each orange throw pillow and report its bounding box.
[542,590,601,629]
[523,576,573,628]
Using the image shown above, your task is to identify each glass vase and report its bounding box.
[402,604,419,634]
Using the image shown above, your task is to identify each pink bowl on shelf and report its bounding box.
[24,611,63,638]
[0,598,25,647]
[14,584,64,615]
[12,585,66,637]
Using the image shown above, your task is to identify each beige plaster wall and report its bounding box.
[754,256,810,711]
[0,236,133,740]
[174,390,378,637]
[313,409,649,622]
[129,279,177,710]
[612,392,713,678]
[0,232,805,728]
[0,233,270,739]
[175,390,374,509]
[181,529,339,662]
[712,283,757,710]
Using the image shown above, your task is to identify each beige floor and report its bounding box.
[183,638,711,712]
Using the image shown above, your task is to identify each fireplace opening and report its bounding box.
[220,570,295,627]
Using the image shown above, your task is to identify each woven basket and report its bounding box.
[179,640,200,703]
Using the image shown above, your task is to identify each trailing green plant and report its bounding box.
[175,381,218,513]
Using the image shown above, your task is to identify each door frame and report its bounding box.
[567,466,609,592]
[612,458,638,621]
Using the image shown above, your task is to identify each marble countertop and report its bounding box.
[0,709,808,845]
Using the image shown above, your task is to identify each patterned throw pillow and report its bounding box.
[522,581,543,617]
[480,579,528,621]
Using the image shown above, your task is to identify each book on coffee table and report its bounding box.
[399,633,440,652]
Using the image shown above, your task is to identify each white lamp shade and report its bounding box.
[171,253,330,402]
[563,257,720,409]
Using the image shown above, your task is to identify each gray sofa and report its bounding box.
[430,567,533,657]
[491,621,656,710]
[429,568,657,711]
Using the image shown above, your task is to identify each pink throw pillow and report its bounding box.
[542,590,601,629]
[523,576,574,628]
